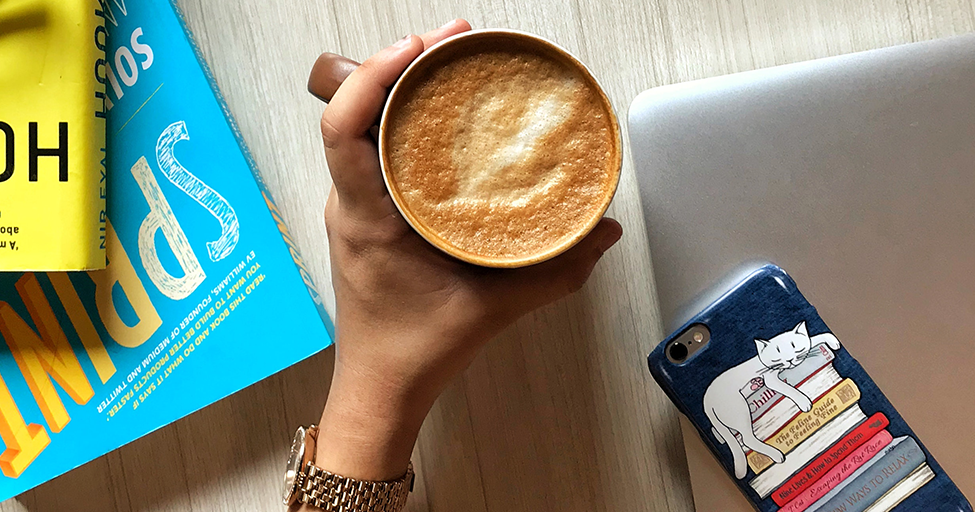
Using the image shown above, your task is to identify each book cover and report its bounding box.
[0,0,333,500]
[749,407,868,496]
[748,379,861,473]
[0,0,107,270]
[805,436,925,512]
[770,413,891,504]
[743,343,835,421]
[779,430,894,512]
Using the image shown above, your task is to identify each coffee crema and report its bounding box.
[382,32,620,266]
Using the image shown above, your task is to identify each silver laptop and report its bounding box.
[629,34,975,511]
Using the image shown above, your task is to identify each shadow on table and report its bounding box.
[409,271,692,512]
[10,266,690,512]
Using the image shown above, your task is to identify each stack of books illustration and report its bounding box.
[738,344,934,512]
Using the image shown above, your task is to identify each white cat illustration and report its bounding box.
[703,321,841,479]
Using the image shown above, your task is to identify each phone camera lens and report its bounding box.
[669,342,688,362]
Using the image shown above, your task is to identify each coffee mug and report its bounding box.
[314,29,622,268]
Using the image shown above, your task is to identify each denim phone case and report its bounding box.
[648,265,971,512]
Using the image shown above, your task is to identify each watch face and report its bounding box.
[282,426,306,505]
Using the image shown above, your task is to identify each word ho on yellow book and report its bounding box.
[0,0,107,270]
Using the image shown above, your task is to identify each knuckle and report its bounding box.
[320,111,344,149]
[356,58,379,78]
[336,222,367,253]
[323,211,334,238]
[331,231,369,269]
[328,216,392,259]
[321,194,416,265]
[323,197,340,237]
[361,224,407,251]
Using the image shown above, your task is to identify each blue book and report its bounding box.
[808,436,926,512]
[0,0,333,500]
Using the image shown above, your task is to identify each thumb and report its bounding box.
[482,218,623,320]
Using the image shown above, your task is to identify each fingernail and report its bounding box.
[394,34,413,49]
[440,19,457,28]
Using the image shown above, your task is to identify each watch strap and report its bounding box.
[295,461,414,511]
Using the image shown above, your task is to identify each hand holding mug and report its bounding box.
[304,19,622,487]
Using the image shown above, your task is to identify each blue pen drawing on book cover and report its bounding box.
[0,0,332,501]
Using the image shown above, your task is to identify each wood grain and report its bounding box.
[2,1,972,511]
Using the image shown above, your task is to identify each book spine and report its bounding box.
[808,437,925,512]
[748,379,861,474]
[751,367,838,441]
[779,430,893,512]
[771,413,891,506]
[751,408,868,497]
[861,465,935,512]
[744,345,835,420]
[163,0,333,336]
[93,2,109,262]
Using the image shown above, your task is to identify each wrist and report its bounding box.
[313,361,430,481]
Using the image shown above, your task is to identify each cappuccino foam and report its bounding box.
[385,44,618,262]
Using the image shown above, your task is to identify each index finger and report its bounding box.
[318,21,473,213]
[308,19,473,104]
[419,19,472,52]
[319,35,424,211]
[321,35,423,149]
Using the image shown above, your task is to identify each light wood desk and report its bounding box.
[3,1,973,511]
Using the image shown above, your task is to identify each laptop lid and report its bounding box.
[630,34,975,511]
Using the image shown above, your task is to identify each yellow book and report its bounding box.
[0,0,106,270]
[747,379,861,473]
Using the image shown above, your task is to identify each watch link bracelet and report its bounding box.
[283,425,415,511]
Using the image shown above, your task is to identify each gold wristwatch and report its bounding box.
[283,425,415,511]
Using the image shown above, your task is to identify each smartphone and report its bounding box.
[648,264,971,512]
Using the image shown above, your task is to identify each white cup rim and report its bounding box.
[378,28,622,268]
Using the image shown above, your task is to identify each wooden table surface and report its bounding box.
[3,0,973,511]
